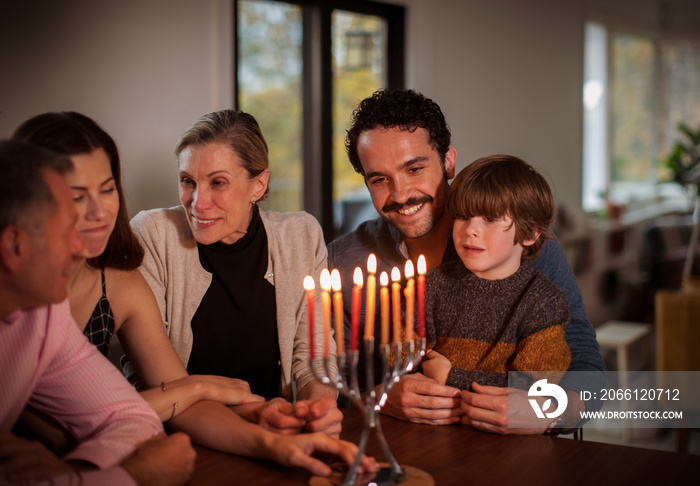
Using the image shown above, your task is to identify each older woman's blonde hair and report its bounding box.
[175,109,270,200]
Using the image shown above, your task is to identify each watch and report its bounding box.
[544,417,565,436]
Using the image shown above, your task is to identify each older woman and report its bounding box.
[130,109,341,436]
[13,111,370,477]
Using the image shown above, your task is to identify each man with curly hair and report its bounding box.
[328,89,604,436]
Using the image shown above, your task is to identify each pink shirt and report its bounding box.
[1,300,163,484]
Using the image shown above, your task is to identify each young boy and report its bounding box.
[421,155,571,390]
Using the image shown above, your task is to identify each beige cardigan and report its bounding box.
[130,206,335,400]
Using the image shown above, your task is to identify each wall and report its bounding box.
[2,0,698,218]
[400,0,586,215]
[0,0,233,213]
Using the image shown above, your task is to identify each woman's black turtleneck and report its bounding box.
[187,206,281,399]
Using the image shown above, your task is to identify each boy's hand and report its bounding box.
[421,350,452,385]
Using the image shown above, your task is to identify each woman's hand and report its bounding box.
[233,398,306,435]
[142,375,264,422]
[234,396,342,437]
[294,397,343,438]
[421,349,452,385]
[262,433,379,478]
[182,375,264,406]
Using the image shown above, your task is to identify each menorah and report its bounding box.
[304,255,434,486]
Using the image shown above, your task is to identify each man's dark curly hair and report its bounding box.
[345,89,452,175]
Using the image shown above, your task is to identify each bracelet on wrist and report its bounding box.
[168,402,178,421]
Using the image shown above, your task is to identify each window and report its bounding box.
[237,1,303,212]
[236,0,404,239]
[582,18,700,213]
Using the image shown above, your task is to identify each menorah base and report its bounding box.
[309,463,434,486]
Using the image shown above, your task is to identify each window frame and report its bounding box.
[234,0,405,240]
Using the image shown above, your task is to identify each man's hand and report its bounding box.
[380,373,462,425]
[294,397,343,438]
[421,349,452,385]
[0,432,74,483]
[461,383,583,435]
[233,398,306,435]
[121,433,196,486]
[461,383,546,434]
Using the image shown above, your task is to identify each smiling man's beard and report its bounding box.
[380,176,450,240]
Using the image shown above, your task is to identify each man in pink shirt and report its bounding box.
[0,139,196,485]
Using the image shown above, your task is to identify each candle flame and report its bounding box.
[367,254,377,274]
[330,269,342,291]
[391,266,401,282]
[417,254,427,275]
[404,259,414,278]
[353,267,364,286]
[303,275,315,291]
[320,268,332,291]
[380,271,389,286]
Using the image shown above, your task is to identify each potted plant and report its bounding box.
[664,122,700,279]
[664,122,700,195]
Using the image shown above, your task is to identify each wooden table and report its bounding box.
[187,407,699,485]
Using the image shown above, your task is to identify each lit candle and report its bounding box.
[404,260,415,342]
[303,276,316,359]
[350,267,363,351]
[330,269,344,355]
[380,271,389,345]
[364,254,377,340]
[391,267,401,344]
[417,255,426,339]
[320,269,332,358]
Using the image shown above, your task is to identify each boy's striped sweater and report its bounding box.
[424,260,571,390]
